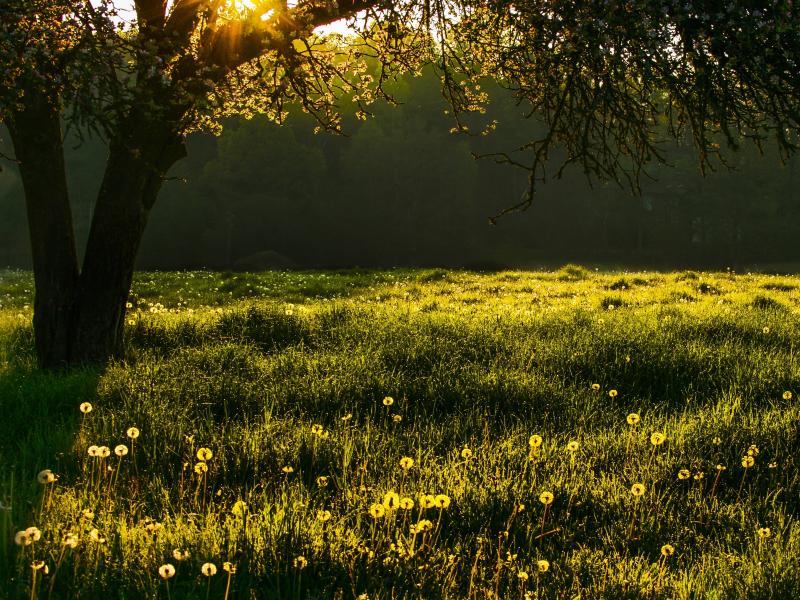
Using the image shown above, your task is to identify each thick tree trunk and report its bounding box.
[6,94,80,369]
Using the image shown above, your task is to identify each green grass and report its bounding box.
[2,267,800,598]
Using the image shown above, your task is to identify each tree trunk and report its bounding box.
[6,93,80,369]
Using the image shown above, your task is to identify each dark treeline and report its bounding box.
[2,69,799,271]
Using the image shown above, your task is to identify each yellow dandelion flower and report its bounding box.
[539,491,554,506]
[399,497,414,510]
[25,527,41,541]
[201,562,217,577]
[399,457,414,470]
[631,483,645,497]
[461,447,473,459]
[223,562,236,574]
[748,445,759,456]
[369,503,386,518]
[742,456,755,468]
[769,461,778,469]
[158,564,176,579]
[763,326,770,334]
[81,509,94,520]
[317,510,332,522]
[661,544,675,557]
[383,491,400,510]
[382,396,394,406]
[341,413,352,422]
[316,476,329,487]
[196,448,213,461]
[194,462,208,475]
[518,570,529,581]
[392,414,403,423]
[14,531,31,546]
[62,533,79,549]
[694,472,705,480]
[678,469,691,480]
[87,445,99,457]
[716,464,727,471]
[757,527,772,539]
[609,389,618,398]
[114,444,128,457]
[232,500,248,516]
[420,494,436,509]
[37,469,56,484]
[172,549,190,561]
[591,383,600,391]
[98,446,110,458]
[528,435,543,448]
[537,559,549,572]
[650,432,666,446]
[126,427,140,439]
[627,413,640,426]
[416,519,433,532]
[434,494,451,509]
[310,424,324,436]
[293,556,308,569]
[31,560,48,573]
[783,391,793,400]
[79,402,92,414]
[566,440,579,453]
[281,466,294,474]
[712,436,722,445]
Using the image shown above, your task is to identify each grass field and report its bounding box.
[1,266,800,599]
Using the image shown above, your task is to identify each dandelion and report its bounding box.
[114,444,128,457]
[281,466,294,474]
[420,494,436,509]
[783,391,793,400]
[37,469,56,484]
[742,455,755,468]
[310,424,324,436]
[382,396,394,406]
[88,528,106,544]
[383,491,400,510]
[341,413,352,422]
[566,440,579,453]
[97,446,110,458]
[518,570,529,581]
[316,476,329,487]
[79,402,92,414]
[399,457,414,470]
[369,504,385,518]
[172,549,190,561]
[757,527,772,539]
[712,436,722,445]
[609,389,618,398]
[25,527,41,542]
[747,444,759,457]
[194,462,208,475]
[591,383,600,391]
[763,326,770,334]
[528,435,543,448]
[694,471,705,481]
[631,483,645,497]
[661,544,675,557]
[201,562,217,576]
[317,510,332,522]
[539,492,554,506]
[126,427,140,439]
[415,519,433,532]
[392,414,403,423]
[159,564,176,579]
[461,447,473,459]
[232,500,248,516]
[14,531,31,546]
[627,413,640,426]
[434,494,451,509]
[650,432,666,446]
[62,533,79,549]
[196,448,213,461]
[223,562,236,573]
[399,497,414,510]
[678,469,691,480]
[87,445,99,457]
[81,509,94,520]
[293,555,308,569]
[31,560,48,572]
[537,560,549,572]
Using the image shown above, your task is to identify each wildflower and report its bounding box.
[747,445,759,456]
[173,549,190,561]
[62,533,79,549]
[461,447,473,459]
[566,440,579,453]
[369,504,385,518]
[631,483,645,497]
[88,529,106,544]
[37,469,56,484]
[341,413,352,422]
[81,509,94,520]
[783,391,793,400]
[742,456,755,468]
[661,544,675,557]
[678,469,691,480]
[609,389,618,398]
[316,476,329,487]
[382,396,394,406]
[158,564,176,579]
[196,448,213,461]
[415,519,433,532]
[399,497,414,510]
[232,500,248,516]
[434,494,451,509]
[591,383,600,391]
[114,444,128,457]
[87,445,99,457]
[694,472,705,481]
[715,464,727,472]
[650,432,666,446]
[25,527,41,542]
[79,402,92,414]
[528,435,543,448]
[763,326,770,334]
[420,494,436,509]
[281,466,294,474]
[518,570,529,581]
[769,461,778,469]
[293,556,308,569]
[126,427,140,439]
[627,413,640,426]
[712,436,722,445]
[537,559,549,572]
[757,527,772,539]
[539,491,554,506]
[383,491,400,510]
[399,457,414,470]
[317,510,332,522]
[14,531,31,546]
[31,560,48,573]
[194,462,208,475]
[311,424,324,436]
[98,446,110,458]
[201,563,217,576]
[223,562,236,573]
[392,414,403,423]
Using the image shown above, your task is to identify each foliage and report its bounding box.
[2,268,800,597]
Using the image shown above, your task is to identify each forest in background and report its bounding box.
[2,68,799,271]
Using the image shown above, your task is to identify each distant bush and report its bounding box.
[557,263,591,281]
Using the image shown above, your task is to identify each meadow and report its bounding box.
[1,266,800,599]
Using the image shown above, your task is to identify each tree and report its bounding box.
[1,0,799,368]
